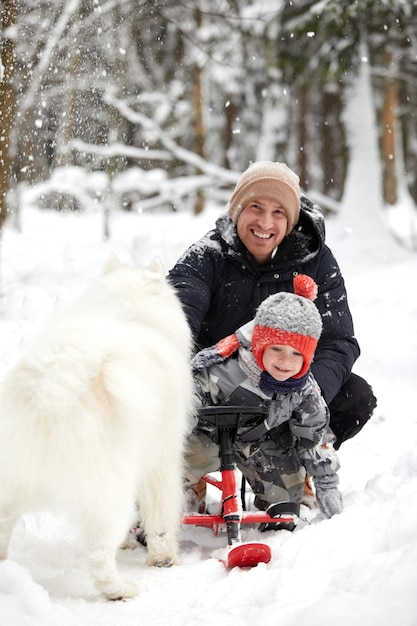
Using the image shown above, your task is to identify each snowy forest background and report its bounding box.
[1,2,417,624]
[1,0,417,247]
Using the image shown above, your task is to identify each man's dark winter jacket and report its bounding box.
[168,196,360,405]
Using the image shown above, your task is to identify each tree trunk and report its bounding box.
[191,7,205,215]
[321,86,347,204]
[223,98,235,170]
[103,4,126,239]
[381,50,398,205]
[55,0,88,172]
[297,83,308,189]
[0,0,17,230]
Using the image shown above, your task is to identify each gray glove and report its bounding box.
[314,474,343,519]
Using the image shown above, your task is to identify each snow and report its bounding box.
[0,197,416,626]
[1,57,417,621]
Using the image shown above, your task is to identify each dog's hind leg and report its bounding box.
[80,501,139,600]
[138,463,183,568]
[87,544,138,601]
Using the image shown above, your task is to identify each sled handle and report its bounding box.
[197,405,268,430]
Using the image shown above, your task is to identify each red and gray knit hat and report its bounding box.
[227,161,301,235]
[195,275,322,379]
[251,275,322,378]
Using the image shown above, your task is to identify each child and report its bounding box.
[186,274,343,527]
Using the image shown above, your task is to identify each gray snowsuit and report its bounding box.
[186,344,341,510]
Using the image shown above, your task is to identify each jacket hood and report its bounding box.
[217,194,325,268]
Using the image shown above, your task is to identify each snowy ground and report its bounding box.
[0,203,416,626]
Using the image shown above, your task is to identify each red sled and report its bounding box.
[182,406,299,569]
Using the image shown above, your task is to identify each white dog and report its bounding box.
[0,256,194,600]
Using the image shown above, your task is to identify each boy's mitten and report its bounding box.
[314,474,343,519]
[191,334,240,372]
[191,320,254,373]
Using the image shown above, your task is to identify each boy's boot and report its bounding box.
[258,502,300,532]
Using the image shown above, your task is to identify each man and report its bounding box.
[168,161,377,448]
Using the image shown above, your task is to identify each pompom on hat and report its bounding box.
[227,161,301,235]
[191,275,322,381]
[251,275,322,378]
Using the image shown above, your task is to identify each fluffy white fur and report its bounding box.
[0,256,194,600]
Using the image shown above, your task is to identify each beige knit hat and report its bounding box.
[227,161,301,235]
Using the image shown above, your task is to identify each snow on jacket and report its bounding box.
[168,196,360,405]
[193,352,340,480]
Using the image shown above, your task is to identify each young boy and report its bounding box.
[185,274,343,527]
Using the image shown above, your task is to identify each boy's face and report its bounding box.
[262,344,303,381]
[236,198,288,264]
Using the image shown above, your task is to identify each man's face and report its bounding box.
[236,198,288,264]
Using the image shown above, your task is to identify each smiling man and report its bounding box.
[168,161,376,451]
[230,162,300,264]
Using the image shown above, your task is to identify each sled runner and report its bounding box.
[182,406,299,569]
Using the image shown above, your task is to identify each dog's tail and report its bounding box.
[1,331,107,422]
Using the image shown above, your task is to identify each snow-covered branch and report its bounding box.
[103,90,240,186]
[66,139,173,163]
[17,0,81,115]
